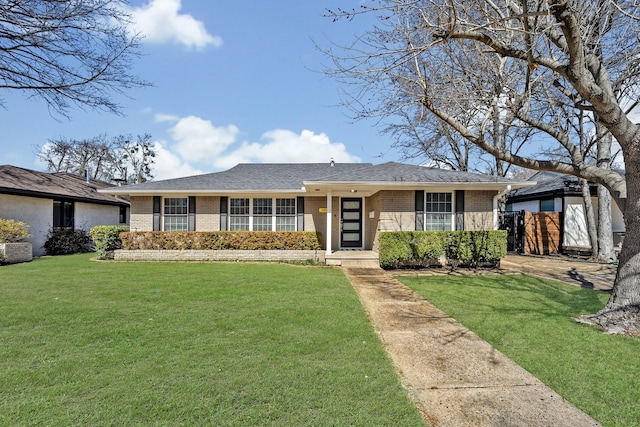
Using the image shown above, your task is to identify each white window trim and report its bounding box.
[420,191,455,231]
[229,197,297,231]
[162,197,189,232]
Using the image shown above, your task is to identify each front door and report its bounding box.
[341,198,362,248]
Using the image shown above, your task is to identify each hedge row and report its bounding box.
[378,230,507,269]
[90,225,131,260]
[120,231,322,251]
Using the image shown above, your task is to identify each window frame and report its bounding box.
[417,191,454,231]
[228,197,297,231]
[53,199,74,229]
[163,197,189,231]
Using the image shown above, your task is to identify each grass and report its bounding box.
[0,254,425,426]
[399,272,640,427]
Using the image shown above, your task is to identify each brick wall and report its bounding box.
[130,196,153,231]
[196,196,219,231]
[463,190,494,230]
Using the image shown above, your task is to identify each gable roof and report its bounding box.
[0,165,129,206]
[507,171,585,201]
[99,161,532,196]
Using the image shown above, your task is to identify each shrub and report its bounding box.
[379,230,507,269]
[43,228,93,255]
[90,225,130,260]
[120,231,322,251]
[378,232,413,269]
[0,218,31,243]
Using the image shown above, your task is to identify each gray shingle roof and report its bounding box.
[102,161,524,194]
[508,171,582,199]
[0,165,128,205]
[112,163,374,192]
[311,162,515,183]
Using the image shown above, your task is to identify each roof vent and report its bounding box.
[329,158,335,167]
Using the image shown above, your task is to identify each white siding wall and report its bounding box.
[510,200,540,212]
[0,194,53,256]
[75,202,126,231]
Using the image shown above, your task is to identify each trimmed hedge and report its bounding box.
[379,230,507,269]
[90,225,130,260]
[120,231,322,251]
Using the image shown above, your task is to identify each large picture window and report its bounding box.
[417,192,453,231]
[164,198,188,231]
[228,197,297,231]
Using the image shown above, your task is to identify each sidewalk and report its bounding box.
[342,261,602,426]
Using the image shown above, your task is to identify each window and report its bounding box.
[164,198,188,231]
[417,192,453,231]
[230,198,250,230]
[227,197,297,231]
[276,198,296,231]
[540,198,555,212]
[253,198,272,231]
[53,200,74,229]
[119,206,127,224]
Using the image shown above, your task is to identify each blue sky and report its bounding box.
[1,0,404,180]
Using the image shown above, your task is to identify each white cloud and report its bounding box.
[169,116,239,162]
[130,0,222,50]
[149,115,361,179]
[152,141,204,180]
[213,129,360,169]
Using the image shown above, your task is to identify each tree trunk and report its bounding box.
[587,160,640,334]
[596,125,615,261]
[597,185,615,261]
[581,178,598,258]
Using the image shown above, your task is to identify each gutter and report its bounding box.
[493,185,512,229]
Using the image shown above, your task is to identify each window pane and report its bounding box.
[425,213,452,231]
[164,198,187,215]
[230,216,249,231]
[165,216,187,231]
[540,199,555,212]
[230,198,249,215]
[253,216,272,231]
[276,216,295,231]
[253,198,272,215]
[276,198,296,215]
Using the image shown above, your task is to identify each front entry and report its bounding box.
[340,198,363,248]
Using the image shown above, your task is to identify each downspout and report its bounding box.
[326,191,332,255]
[493,185,512,229]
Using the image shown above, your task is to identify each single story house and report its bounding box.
[100,161,531,254]
[0,165,130,256]
[506,171,625,251]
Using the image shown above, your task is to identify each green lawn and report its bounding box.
[399,272,640,427]
[0,254,425,426]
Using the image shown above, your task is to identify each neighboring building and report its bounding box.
[506,171,625,252]
[0,165,130,256]
[100,162,531,254]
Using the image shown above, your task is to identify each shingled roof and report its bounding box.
[0,165,129,206]
[100,161,530,196]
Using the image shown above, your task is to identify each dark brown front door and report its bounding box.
[340,198,362,248]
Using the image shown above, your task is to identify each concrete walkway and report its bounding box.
[342,261,603,426]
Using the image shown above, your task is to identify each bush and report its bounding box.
[120,231,322,251]
[90,225,130,260]
[379,230,507,269]
[0,218,31,243]
[44,228,93,255]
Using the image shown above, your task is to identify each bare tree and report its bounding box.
[0,0,149,117]
[324,1,640,334]
[38,134,156,184]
